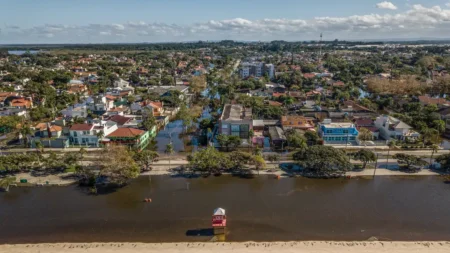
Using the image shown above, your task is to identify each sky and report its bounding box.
[1,0,450,44]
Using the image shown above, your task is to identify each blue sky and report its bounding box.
[1,0,450,43]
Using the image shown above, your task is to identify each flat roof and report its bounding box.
[221,104,252,121]
[322,122,355,128]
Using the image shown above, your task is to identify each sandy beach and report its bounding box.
[1,242,450,253]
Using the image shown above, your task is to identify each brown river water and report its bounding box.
[1,175,450,243]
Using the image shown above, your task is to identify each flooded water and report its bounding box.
[8,50,41,55]
[155,120,186,152]
[1,175,450,243]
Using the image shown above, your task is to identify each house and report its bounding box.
[0,107,27,117]
[0,92,18,107]
[268,101,283,107]
[86,95,114,112]
[106,128,151,151]
[107,115,132,127]
[9,97,32,109]
[374,115,420,141]
[131,100,164,116]
[438,107,450,138]
[33,123,63,138]
[114,78,131,89]
[418,96,450,108]
[281,116,315,130]
[67,83,88,94]
[268,126,287,148]
[69,121,118,146]
[354,118,380,141]
[303,73,316,79]
[104,106,129,117]
[219,104,253,139]
[60,104,87,118]
[319,119,359,144]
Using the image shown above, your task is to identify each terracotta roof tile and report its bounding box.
[107,128,145,138]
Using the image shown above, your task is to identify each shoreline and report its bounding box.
[2,242,450,253]
[9,168,444,187]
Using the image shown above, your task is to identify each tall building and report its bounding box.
[239,62,274,79]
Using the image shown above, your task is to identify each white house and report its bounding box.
[374,115,420,141]
[60,104,87,118]
[114,78,131,89]
[69,121,117,146]
[85,95,114,112]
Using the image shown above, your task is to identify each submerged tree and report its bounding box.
[133,150,159,171]
[98,146,140,185]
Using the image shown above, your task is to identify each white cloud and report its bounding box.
[376,1,398,10]
[446,2,450,7]
[2,4,450,43]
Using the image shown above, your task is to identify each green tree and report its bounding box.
[188,146,228,174]
[353,149,376,169]
[165,143,175,170]
[133,150,159,171]
[386,140,396,169]
[0,177,16,192]
[98,145,140,185]
[304,130,319,145]
[429,144,439,166]
[435,154,450,172]
[393,153,427,172]
[293,146,352,177]
[286,130,307,150]
[229,151,253,171]
[357,127,373,146]
[266,154,281,169]
[217,134,241,152]
[253,155,266,175]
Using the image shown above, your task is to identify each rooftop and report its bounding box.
[70,124,93,131]
[107,128,145,138]
[221,104,252,121]
[322,122,355,129]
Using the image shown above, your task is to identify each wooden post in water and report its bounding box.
[212,207,227,235]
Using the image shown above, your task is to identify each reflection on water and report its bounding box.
[1,175,450,243]
[155,120,186,152]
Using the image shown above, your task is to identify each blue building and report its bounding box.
[319,120,359,144]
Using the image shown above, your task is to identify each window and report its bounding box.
[231,125,240,132]
[326,130,332,134]
[343,130,349,134]
[240,124,249,132]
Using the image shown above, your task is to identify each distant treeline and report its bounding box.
[1,39,449,53]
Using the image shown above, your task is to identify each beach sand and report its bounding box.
[1,242,450,253]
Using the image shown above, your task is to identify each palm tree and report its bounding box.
[386,140,396,169]
[248,129,255,151]
[430,144,439,168]
[96,131,104,147]
[165,143,174,170]
[0,177,16,192]
[35,141,44,154]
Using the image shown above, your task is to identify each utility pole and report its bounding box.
[373,153,379,179]
[319,33,323,62]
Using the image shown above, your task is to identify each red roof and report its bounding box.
[108,115,131,125]
[269,101,283,107]
[70,124,93,131]
[355,118,374,126]
[272,92,285,98]
[303,73,316,79]
[105,95,116,101]
[107,128,145,138]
